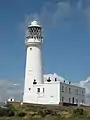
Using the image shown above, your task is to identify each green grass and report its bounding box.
[0,103,90,120]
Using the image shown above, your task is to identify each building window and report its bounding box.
[37,88,40,93]
[79,89,81,96]
[76,89,78,95]
[69,88,71,94]
[30,48,32,50]
[43,88,44,92]
[72,97,74,104]
[82,90,84,96]
[69,81,71,84]
[82,100,84,103]
[65,87,67,92]
[76,99,78,104]
[62,86,64,92]
[55,78,57,81]
[62,97,64,102]
[50,95,54,98]
[29,88,31,91]
[69,98,71,103]
[47,77,51,82]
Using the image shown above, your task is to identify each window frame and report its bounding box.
[37,88,40,93]
[30,48,32,50]
[29,88,31,91]
[62,86,64,92]
[62,96,64,102]
[69,88,71,94]
[69,98,71,103]
[43,88,44,93]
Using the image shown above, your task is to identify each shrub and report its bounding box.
[0,107,7,116]
[38,110,45,117]
[0,107,15,117]
[38,109,57,117]
[17,111,26,117]
[6,108,15,117]
[44,109,53,115]
[73,108,86,116]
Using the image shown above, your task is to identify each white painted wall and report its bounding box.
[39,82,60,104]
[23,20,43,102]
[23,82,60,105]
[60,82,85,105]
[23,38,43,101]
[8,98,15,102]
[23,80,85,105]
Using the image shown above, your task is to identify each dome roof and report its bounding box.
[28,20,41,27]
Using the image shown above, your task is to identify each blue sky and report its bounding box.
[0,0,90,83]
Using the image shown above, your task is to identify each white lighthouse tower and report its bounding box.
[23,20,43,103]
[23,20,85,105]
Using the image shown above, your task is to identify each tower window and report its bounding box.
[30,48,32,50]
[33,79,37,84]
[37,88,40,93]
[29,88,31,91]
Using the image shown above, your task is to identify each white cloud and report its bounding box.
[19,0,90,31]
[52,2,71,25]
[79,77,90,105]
[19,1,71,31]
[0,79,24,102]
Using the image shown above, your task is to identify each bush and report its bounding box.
[44,109,53,115]
[0,107,7,116]
[73,108,85,116]
[0,107,15,117]
[38,109,57,117]
[38,110,45,117]
[6,108,15,117]
[17,111,26,117]
[44,109,57,116]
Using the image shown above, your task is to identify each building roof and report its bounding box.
[44,73,85,89]
[28,20,41,28]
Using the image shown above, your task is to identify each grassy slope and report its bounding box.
[1,102,90,120]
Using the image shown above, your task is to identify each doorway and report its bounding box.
[72,97,74,104]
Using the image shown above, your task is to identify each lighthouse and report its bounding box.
[23,20,85,105]
[23,20,43,102]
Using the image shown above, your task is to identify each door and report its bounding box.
[72,97,74,104]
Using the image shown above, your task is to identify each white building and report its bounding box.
[23,20,85,105]
[7,98,15,102]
